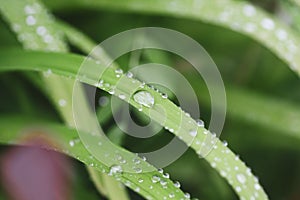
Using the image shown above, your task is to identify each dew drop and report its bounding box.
[126,71,133,78]
[236,186,242,192]
[69,140,75,147]
[184,193,191,198]
[174,181,181,188]
[160,179,167,186]
[163,173,170,179]
[133,91,155,108]
[161,93,168,99]
[118,94,126,100]
[169,193,175,198]
[43,69,52,77]
[36,26,47,36]
[138,178,144,183]
[43,34,53,44]
[254,183,261,190]
[223,140,228,146]
[24,5,36,15]
[26,15,36,26]
[237,173,246,184]
[58,99,67,107]
[151,175,160,183]
[189,130,197,137]
[158,168,164,174]
[108,165,123,176]
[261,18,275,30]
[243,5,256,17]
[115,68,123,74]
[276,29,287,41]
[141,156,147,161]
[108,87,115,95]
[196,119,204,127]
[133,158,141,164]
[133,167,142,173]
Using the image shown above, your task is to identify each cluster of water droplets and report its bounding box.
[12,2,66,51]
[216,2,300,72]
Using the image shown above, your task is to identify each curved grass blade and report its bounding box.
[0,49,269,199]
[44,0,300,76]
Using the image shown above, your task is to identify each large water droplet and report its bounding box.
[184,193,190,198]
[237,173,246,184]
[108,165,123,176]
[169,193,175,198]
[173,181,181,188]
[196,119,204,127]
[189,130,197,137]
[133,91,155,108]
[151,175,160,183]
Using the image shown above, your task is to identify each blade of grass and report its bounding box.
[0,49,269,199]
[44,0,300,76]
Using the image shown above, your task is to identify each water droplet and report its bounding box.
[163,173,170,179]
[119,159,127,164]
[184,193,190,198]
[276,29,287,41]
[135,187,140,192]
[161,93,168,99]
[43,34,53,44]
[36,26,47,36]
[261,18,275,30]
[133,167,142,173]
[133,91,155,108]
[58,99,67,107]
[237,173,246,184]
[133,158,141,164]
[204,130,209,135]
[118,94,126,100]
[43,69,52,77]
[160,179,167,186]
[196,119,204,127]
[138,178,144,183]
[158,168,164,174]
[126,71,133,78]
[174,181,181,188]
[189,130,197,137]
[169,193,175,198]
[108,87,115,95]
[151,175,160,183]
[141,156,147,161]
[108,165,123,176]
[243,5,256,17]
[235,186,242,192]
[254,183,260,190]
[69,140,75,147]
[24,5,36,15]
[115,69,123,74]
[223,140,228,146]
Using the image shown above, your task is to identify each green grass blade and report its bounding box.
[0,49,269,199]
[44,0,300,77]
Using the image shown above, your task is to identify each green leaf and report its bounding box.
[44,0,300,77]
